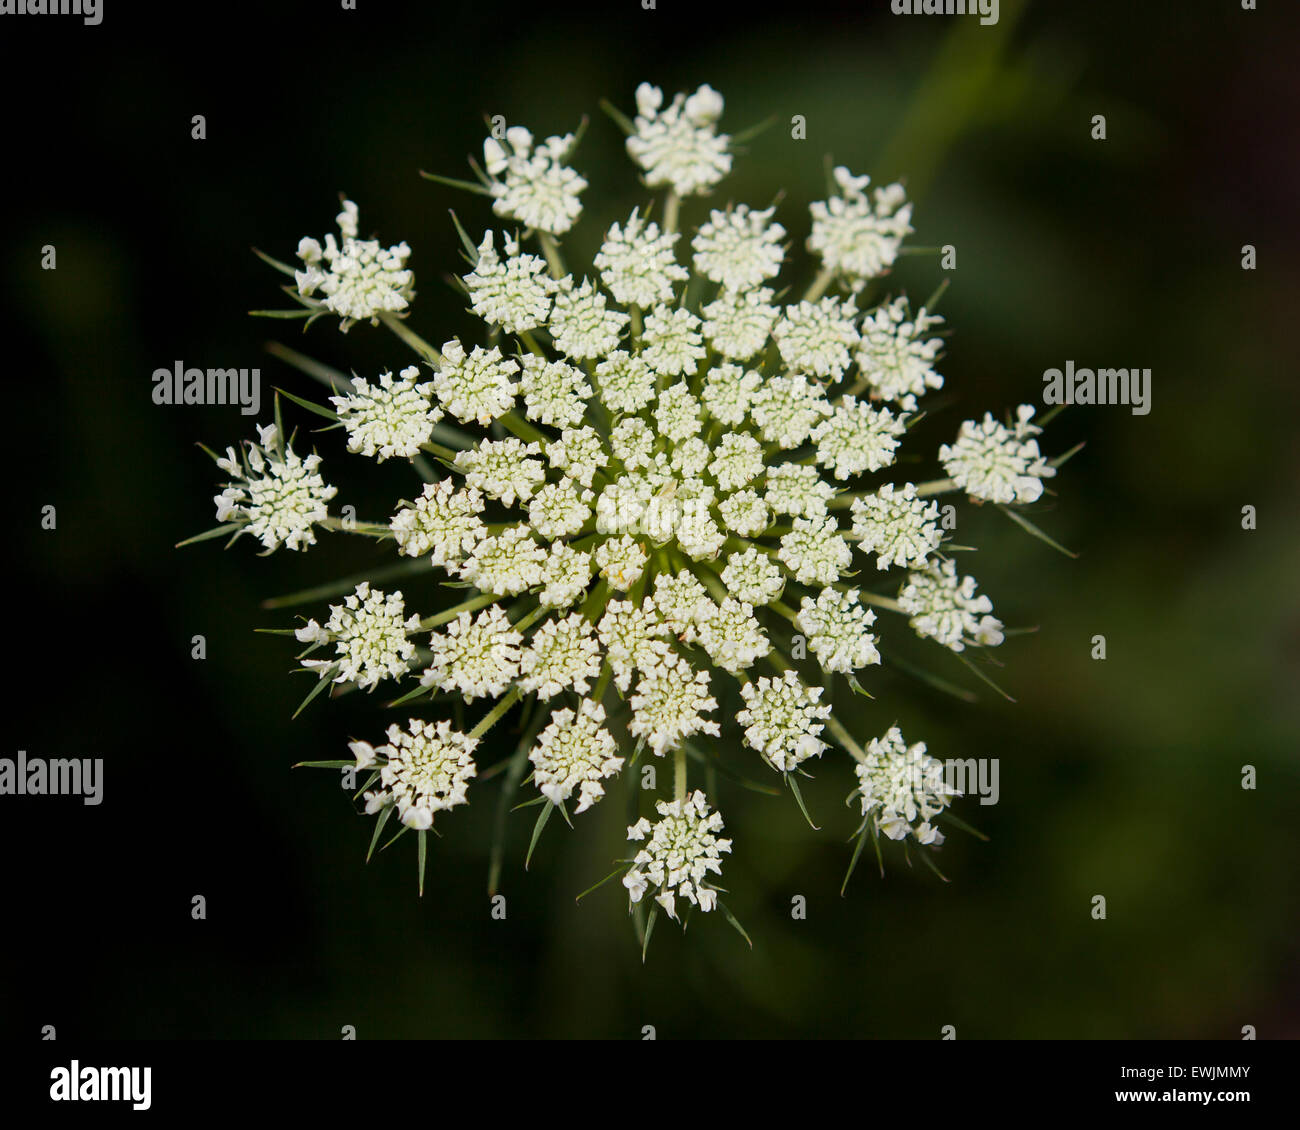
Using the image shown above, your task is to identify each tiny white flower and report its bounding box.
[749,374,831,449]
[808,168,913,290]
[701,362,761,426]
[764,462,835,519]
[459,525,547,596]
[708,431,764,491]
[717,489,770,536]
[594,350,657,415]
[390,479,487,567]
[484,127,587,235]
[538,543,593,609]
[529,701,623,812]
[811,397,906,479]
[795,587,880,674]
[855,726,958,845]
[548,278,629,361]
[518,353,592,429]
[294,200,414,331]
[547,425,607,487]
[528,479,594,540]
[366,718,478,830]
[720,546,784,605]
[214,425,337,552]
[623,789,732,920]
[629,655,720,755]
[700,287,779,360]
[738,671,831,771]
[692,204,786,290]
[772,296,860,381]
[463,231,555,334]
[308,583,421,691]
[653,381,704,442]
[330,366,441,462]
[454,438,546,506]
[696,596,771,673]
[594,210,687,308]
[626,83,732,197]
[850,483,942,570]
[898,559,1003,652]
[610,416,655,470]
[597,598,671,693]
[856,297,944,404]
[594,533,648,590]
[519,613,602,699]
[641,306,707,377]
[939,404,1057,504]
[431,339,518,426]
[778,516,852,586]
[421,605,522,701]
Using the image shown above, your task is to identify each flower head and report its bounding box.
[854,726,958,845]
[624,790,732,919]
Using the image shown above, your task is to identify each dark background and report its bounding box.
[4,0,1298,1038]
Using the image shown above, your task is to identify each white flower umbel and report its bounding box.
[779,516,852,586]
[625,789,732,919]
[629,654,720,755]
[331,366,441,462]
[641,306,706,377]
[361,718,478,831]
[692,204,786,291]
[529,701,623,812]
[795,587,881,674]
[538,543,593,609]
[214,423,337,552]
[720,546,784,606]
[390,479,486,566]
[548,278,629,361]
[738,671,831,772]
[701,287,779,361]
[547,425,607,487]
[212,78,1070,932]
[463,232,555,334]
[483,126,587,236]
[898,559,1004,652]
[627,83,731,197]
[764,463,834,519]
[518,613,602,699]
[749,374,831,449]
[811,397,906,479]
[431,339,518,426]
[697,596,771,673]
[594,211,688,308]
[808,168,913,291]
[518,354,592,428]
[773,296,860,382]
[940,404,1057,504]
[421,605,522,701]
[454,438,545,506]
[295,200,414,331]
[855,726,958,845]
[459,525,546,596]
[851,483,942,570]
[299,582,420,691]
[856,297,944,405]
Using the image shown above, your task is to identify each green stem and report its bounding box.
[674,744,687,800]
[662,190,680,236]
[418,591,498,631]
[537,232,566,280]
[379,313,442,365]
[914,477,959,497]
[802,265,835,303]
[825,714,867,763]
[470,687,522,740]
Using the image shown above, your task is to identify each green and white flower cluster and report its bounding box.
[194,81,1069,942]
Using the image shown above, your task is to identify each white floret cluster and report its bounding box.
[201,81,1066,937]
